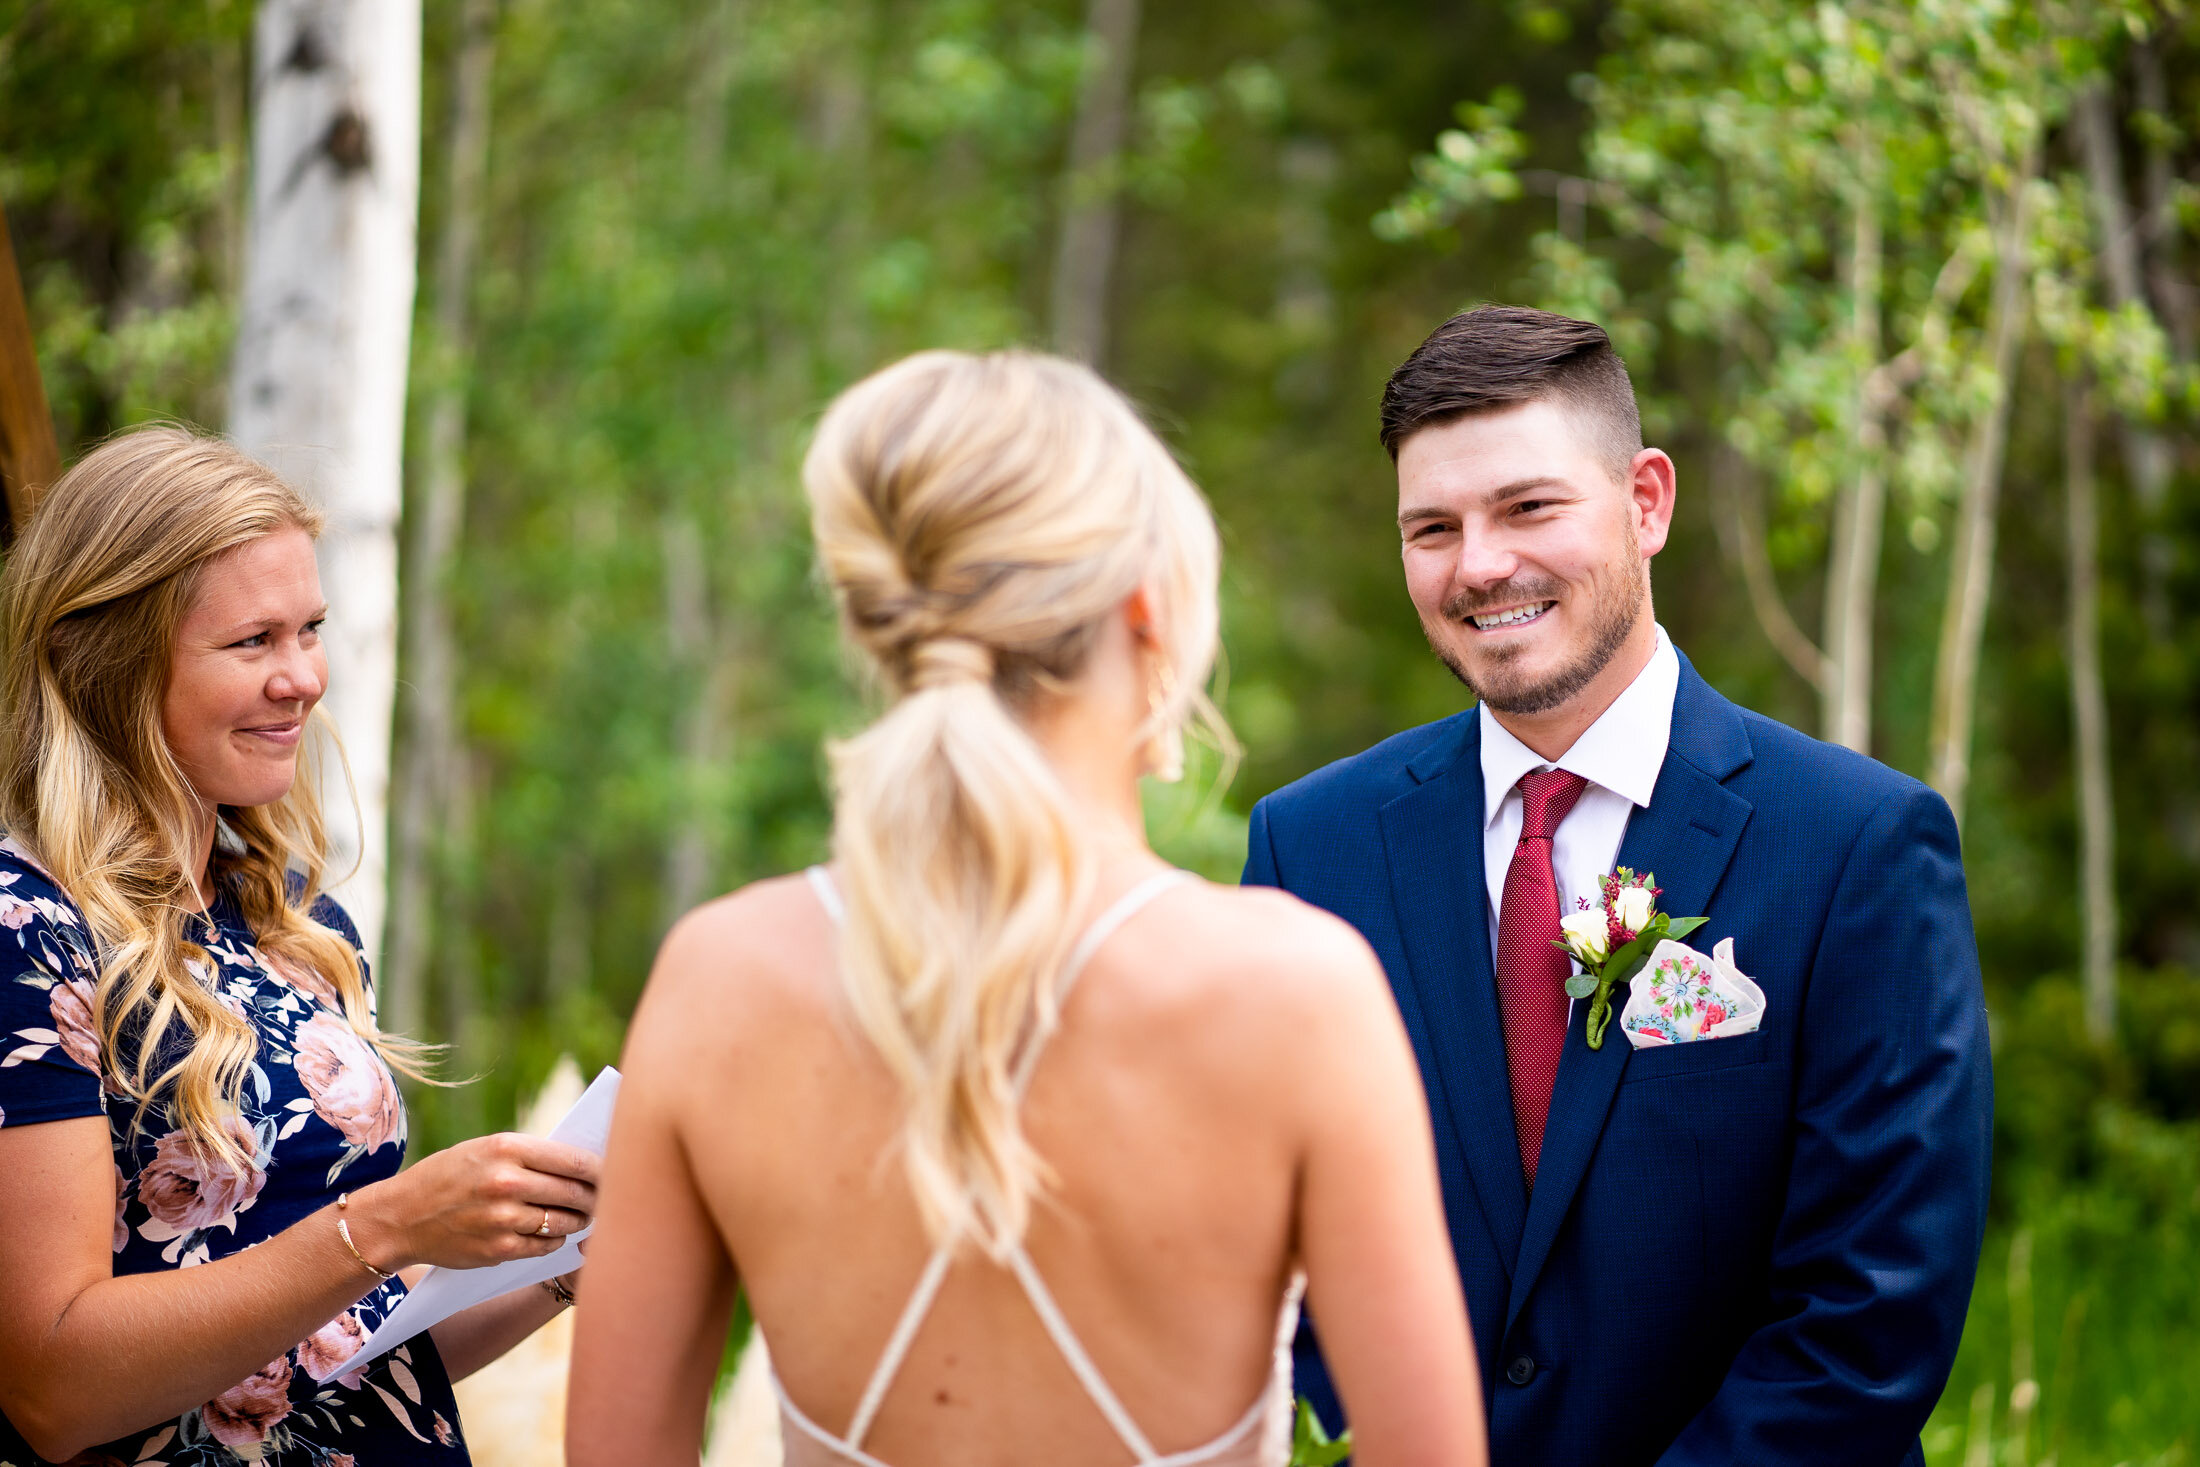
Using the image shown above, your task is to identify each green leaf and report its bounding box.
[1565,974,1599,999]
[1598,930,1662,988]
[1665,915,1709,939]
[1292,1399,1354,1466]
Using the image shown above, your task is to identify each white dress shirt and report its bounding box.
[1480,623,1680,962]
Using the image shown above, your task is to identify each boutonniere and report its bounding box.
[1554,867,1706,1050]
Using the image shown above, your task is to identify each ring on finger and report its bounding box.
[536,1208,551,1238]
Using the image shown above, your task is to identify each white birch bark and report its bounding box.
[1708,441,1827,693]
[1929,158,2036,829]
[230,0,422,969]
[1821,192,1886,753]
[2063,379,2117,1042]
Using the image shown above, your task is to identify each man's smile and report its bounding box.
[1468,601,1556,632]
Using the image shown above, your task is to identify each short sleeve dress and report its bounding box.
[0,838,470,1466]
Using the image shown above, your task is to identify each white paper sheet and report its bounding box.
[314,1066,621,1382]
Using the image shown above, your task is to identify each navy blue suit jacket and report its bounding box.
[1243,655,1992,1467]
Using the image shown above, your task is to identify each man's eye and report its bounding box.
[303,618,325,639]
[1512,500,1550,515]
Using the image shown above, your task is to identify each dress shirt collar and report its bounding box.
[1480,623,1680,830]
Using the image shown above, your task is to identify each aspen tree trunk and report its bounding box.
[2074,80,2175,637]
[1049,0,1140,366]
[1929,161,2035,829]
[230,0,422,967]
[657,1,743,937]
[0,199,60,531]
[660,518,733,933]
[1821,192,1886,753]
[2064,378,2117,1043]
[1709,441,1827,692]
[386,0,496,1040]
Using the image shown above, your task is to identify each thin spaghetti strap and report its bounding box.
[806,864,846,925]
[1012,869,1196,1095]
[842,1243,956,1450]
[797,863,1193,1460]
[1007,1247,1163,1464]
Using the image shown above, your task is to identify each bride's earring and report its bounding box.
[1144,656,1184,783]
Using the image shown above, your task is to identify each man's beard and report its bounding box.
[1425,562,1646,715]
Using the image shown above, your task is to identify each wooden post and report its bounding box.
[0,198,61,537]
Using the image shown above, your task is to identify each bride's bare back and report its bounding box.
[568,863,1483,1467]
[568,350,1482,1467]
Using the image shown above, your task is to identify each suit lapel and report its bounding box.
[1379,716,1528,1270]
[1504,661,1756,1332]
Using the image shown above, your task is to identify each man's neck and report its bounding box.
[1487,613,1660,763]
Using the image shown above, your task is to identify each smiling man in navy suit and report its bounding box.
[1243,305,1993,1465]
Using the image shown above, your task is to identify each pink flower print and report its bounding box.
[296,1310,370,1389]
[48,974,101,1073]
[202,1355,293,1450]
[0,894,37,928]
[294,1013,403,1152]
[327,1457,357,1467]
[433,1413,457,1446]
[1702,1002,1729,1030]
[136,1119,265,1240]
[262,949,338,1006]
[112,1159,129,1252]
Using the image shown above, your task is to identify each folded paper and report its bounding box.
[313,1066,621,1382]
[1620,938,1764,1049]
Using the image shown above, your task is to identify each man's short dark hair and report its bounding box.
[1379,305,1642,477]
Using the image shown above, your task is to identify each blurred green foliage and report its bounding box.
[5,0,2200,1456]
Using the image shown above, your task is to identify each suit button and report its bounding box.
[1506,1355,1536,1386]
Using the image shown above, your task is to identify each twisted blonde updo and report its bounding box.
[806,350,1223,1256]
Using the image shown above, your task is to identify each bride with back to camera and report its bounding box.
[567,350,1486,1466]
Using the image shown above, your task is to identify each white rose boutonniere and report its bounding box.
[1614,881,1657,935]
[1552,866,1707,1049]
[1557,909,1610,965]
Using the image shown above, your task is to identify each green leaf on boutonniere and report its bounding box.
[1572,900,1714,1050]
[1291,1398,1353,1466]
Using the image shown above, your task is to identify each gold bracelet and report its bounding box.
[336,1192,397,1282]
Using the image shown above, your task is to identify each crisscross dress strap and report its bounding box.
[802,865,1196,1459]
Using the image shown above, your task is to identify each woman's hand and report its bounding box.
[345,1133,600,1274]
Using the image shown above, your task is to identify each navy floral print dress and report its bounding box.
[0,840,469,1466]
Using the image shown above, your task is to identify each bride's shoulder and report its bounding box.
[630,873,838,1034]
[1146,881,1390,1015]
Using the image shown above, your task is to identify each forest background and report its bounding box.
[4,0,2199,1461]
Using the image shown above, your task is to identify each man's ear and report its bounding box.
[1628,448,1678,558]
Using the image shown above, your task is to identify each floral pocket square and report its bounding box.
[1619,937,1765,1049]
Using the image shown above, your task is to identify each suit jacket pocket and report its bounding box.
[1619,1028,1771,1083]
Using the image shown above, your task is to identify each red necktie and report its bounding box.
[1496,767,1588,1189]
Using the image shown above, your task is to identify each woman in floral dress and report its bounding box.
[0,429,600,1465]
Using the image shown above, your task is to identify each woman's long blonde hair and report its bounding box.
[806,351,1224,1258]
[0,426,431,1166]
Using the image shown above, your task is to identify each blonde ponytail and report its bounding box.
[806,351,1222,1256]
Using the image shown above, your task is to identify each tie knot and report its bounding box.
[1517,768,1588,841]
